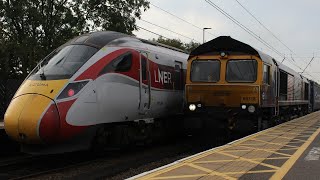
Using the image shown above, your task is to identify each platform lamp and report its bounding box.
[203,27,212,43]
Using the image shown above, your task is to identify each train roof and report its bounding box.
[190,36,259,57]
[61,31,186,53]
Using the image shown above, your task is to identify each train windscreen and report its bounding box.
[28,45,98,80]
[191,60,220,82]
[226,59,257,83]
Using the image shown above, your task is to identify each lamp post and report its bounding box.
[203,27,212,43]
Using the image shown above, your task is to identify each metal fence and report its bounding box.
[0,79,23,120]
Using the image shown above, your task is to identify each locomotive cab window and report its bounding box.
[263,64,270,85]
[99,52,133,75]
[191,60,220,82]
[226,59,257,83]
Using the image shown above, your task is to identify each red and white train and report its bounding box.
[4,31,188,153]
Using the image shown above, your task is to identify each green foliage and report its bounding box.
[0,0,149,79]
[152,36,201,53]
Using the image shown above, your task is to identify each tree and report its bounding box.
[153,36,201,53]
[0,0,149,79]
[82,0,149,34]
[184,41,201,53]
[153,36,185,50]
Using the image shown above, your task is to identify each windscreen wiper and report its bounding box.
[39,63,46,80]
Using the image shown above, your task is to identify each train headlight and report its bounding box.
[57,80,89,99]
[248,105,256,113]
[197,104,202,108]
[241,105,247,110]
[189,104,196,111]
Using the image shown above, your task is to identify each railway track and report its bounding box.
[0,151,102,179]
[0,130,247,180]
[0,120,254,180]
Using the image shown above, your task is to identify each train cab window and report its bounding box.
[226,59,257,83]
[191,60,220,82]
[29,45,98,80]
[99,52,132,75]
[263,64,270,85]
[141,57,147,80]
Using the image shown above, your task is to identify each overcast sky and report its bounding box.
[133,0,320,82]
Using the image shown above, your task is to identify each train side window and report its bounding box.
[263,64,270,85]
[141,57,147,80]
[305,83,309,100]
[114,53,132,72]
[99,52,132,75]
[279,71,288,100]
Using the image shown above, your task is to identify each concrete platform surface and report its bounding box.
[129,112,320,180]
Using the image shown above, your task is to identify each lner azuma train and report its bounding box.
[186,36,320,131]
[4,31,188,154]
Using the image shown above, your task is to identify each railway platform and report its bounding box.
[129,111,320,180]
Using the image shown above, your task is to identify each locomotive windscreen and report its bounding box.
[226,59,257,83]
[191,60,220,82]
[28,45,98,80]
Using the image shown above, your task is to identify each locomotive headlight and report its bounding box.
[220,52,226,57]
[248,105,256,113]
[241,105,247,110]
[189,104,196,111]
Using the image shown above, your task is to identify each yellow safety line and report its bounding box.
[250,138,299,148]
[225,169,277,175]
[295,135,314,138]
[222,144,299,152]
[188,163,236,180]
[238,145,292,157]
[194,157,289,164]
[136,163,187,180]
[222,149,252,153]
[151,174,206,180]
[277,147,299,151]
[263,134,306,142]
[216,151,280,170]
[270,126,320,180]
[271,131,302,135]
[240,143,266,146]
[251,157,290,160]
[135,114,319,180]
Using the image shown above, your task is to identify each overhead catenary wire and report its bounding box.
[302,54,315,73]
[234,0,312,66]
[136,25,172,40]
[204,0,284,58]
[234,0,295,54]
[204,0,316,80]
[150,2,217,38]
[140,19,201,43]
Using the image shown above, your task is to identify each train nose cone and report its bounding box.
[39,104,60,143]
[4,94,58,144]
